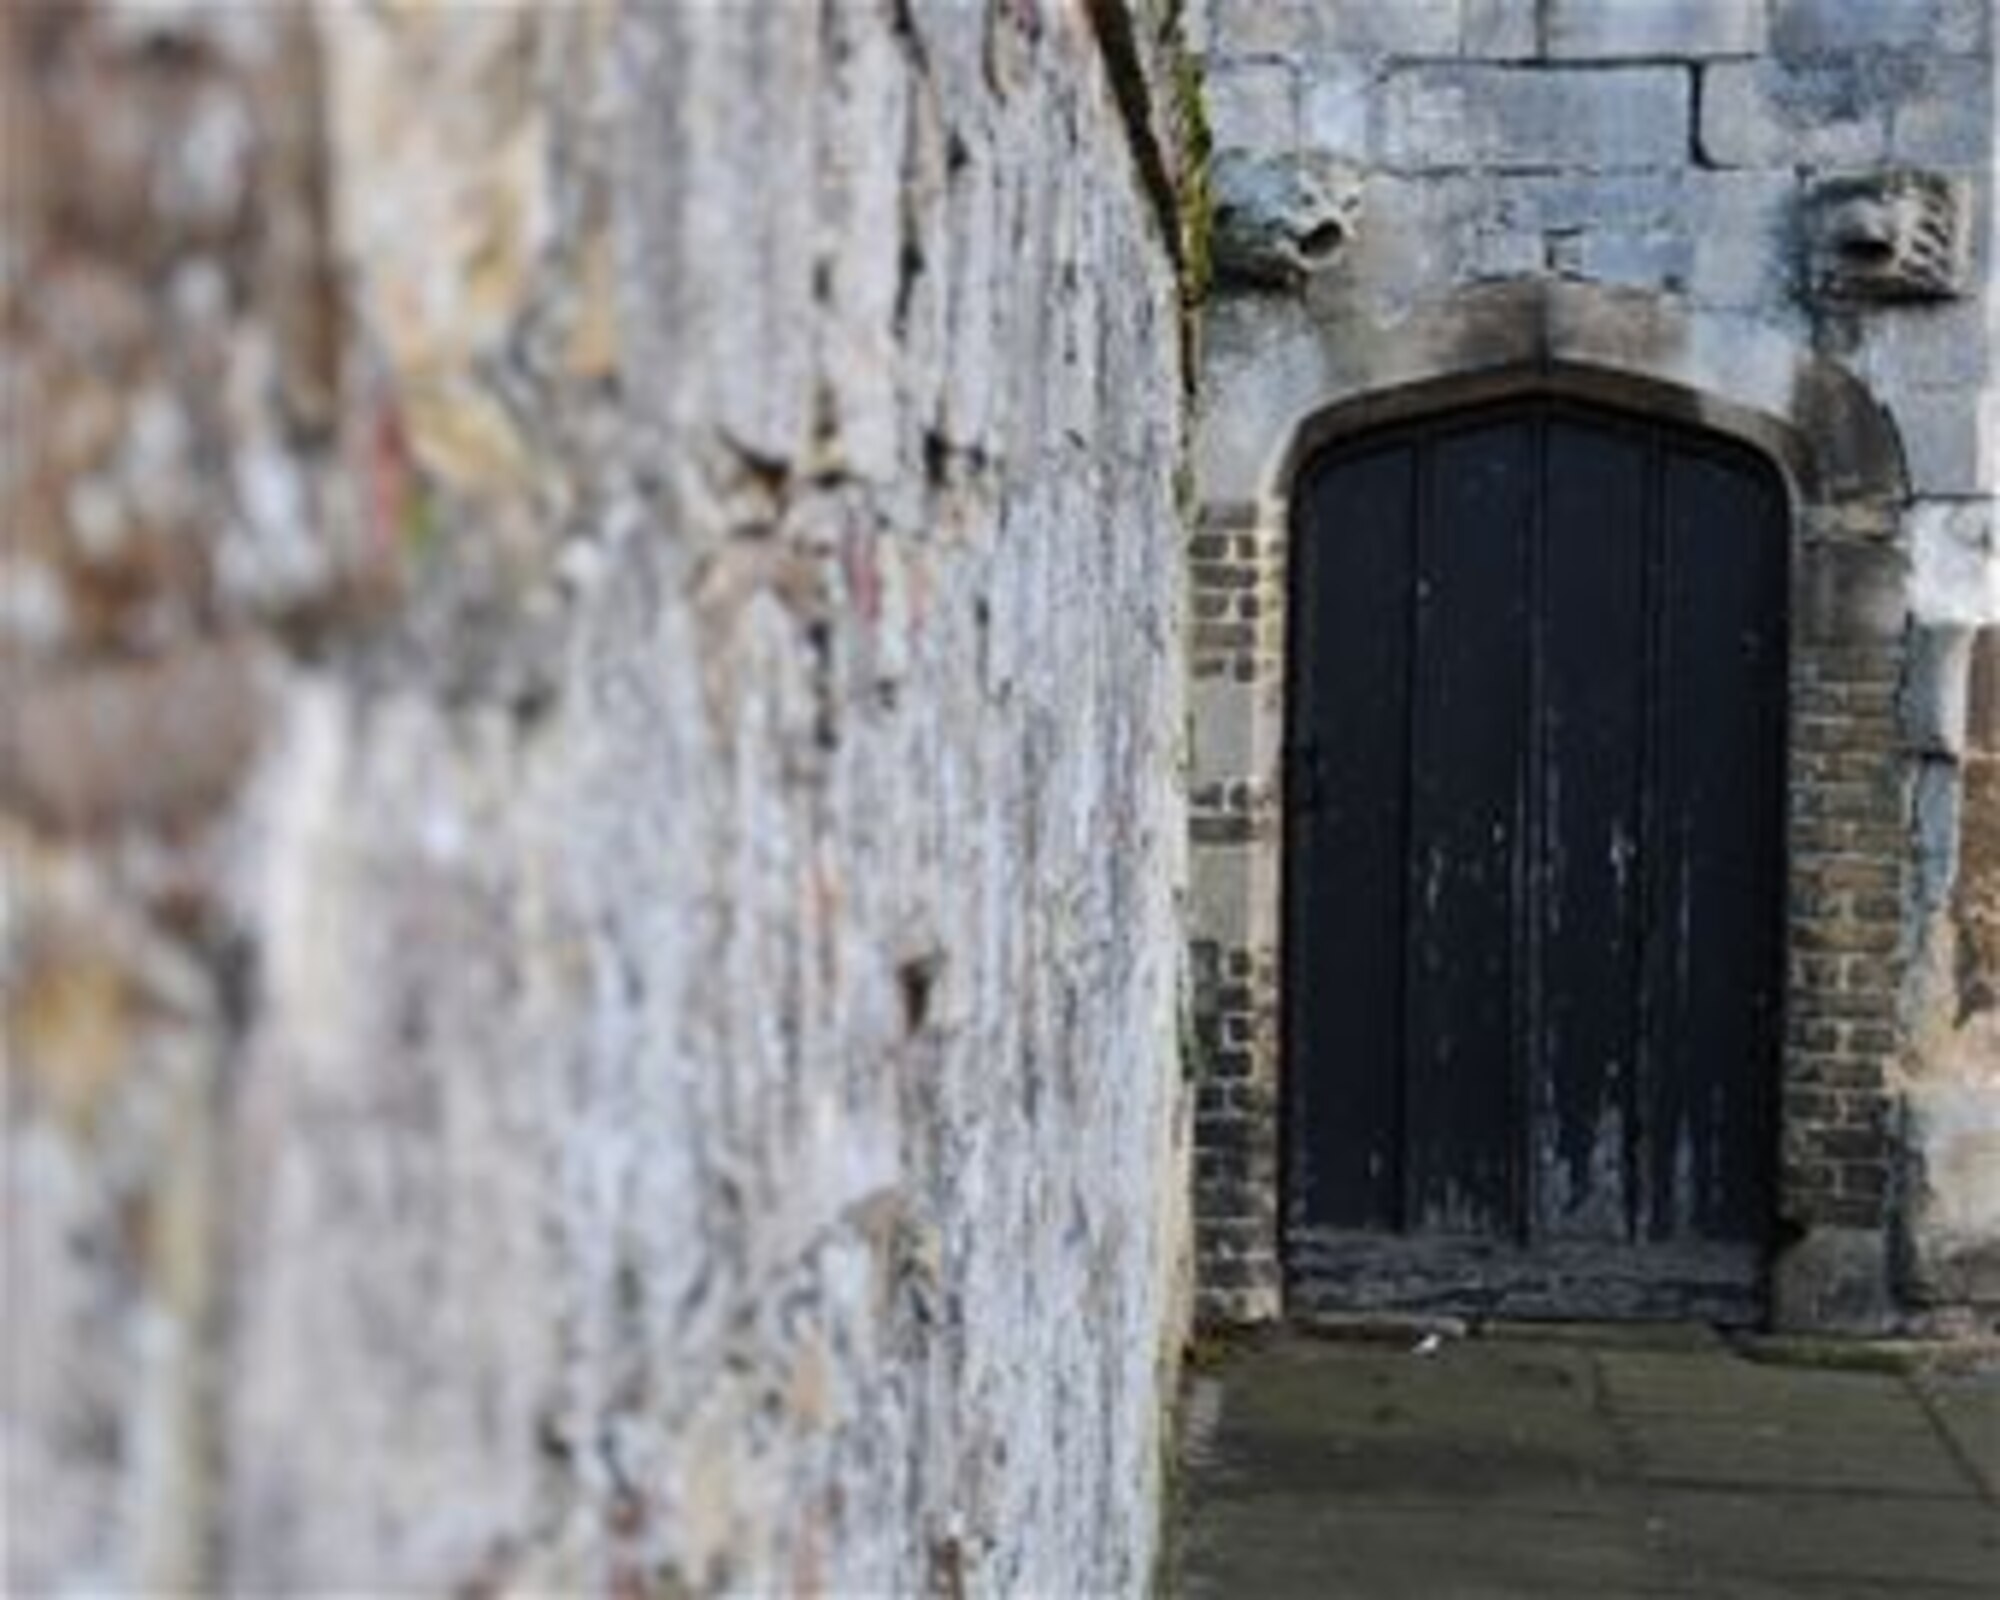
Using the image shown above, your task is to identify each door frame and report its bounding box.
[1186,282,1912,1331]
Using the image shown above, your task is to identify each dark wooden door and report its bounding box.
[1283,400,1787,1323]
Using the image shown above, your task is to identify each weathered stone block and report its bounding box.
[1893,389,1998,496]
[1688,171,1800,308]
[1460,0,1539,59]
[1772,1226,1896,1332]
[1852,301,1993,393]
[1902,624,1976,755]
[1577,227,1693,291]
[1909,500,2000,625]
[1380,65,1689,171]
[1207,59,1300,151]
[1796,540,1909,645]
[1969,629,2000,754]
[1299,58,1374,161]
[1698,61,1889,168]
[1547,0,1767,59]
[1209,0,1462,58]
[1888,61,1996,162]
[1772,0,1990,59]
[0,644,267,833]
[1901,1082,2000,1308]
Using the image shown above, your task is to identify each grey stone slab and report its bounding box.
[1181,1494,1686,1600]
[1180,1336,2000,1600]
[1205,0,1462,57]
[1686,171,1801,309]
[1379,65,1690,171]
[1854,302,1996,395]
[1925,1373,2000,1500]
[1894,388,1997,496]
[1646,1486,2000,1589]
[1772,0,1990,58]
[1216,1340,1620,1487]
[1621,1410,1976,1498]
[1207,59,1300,151]
[1596,1348,1922,1421]
[1481,1320,1728,1352]
[1911,502,2000,630]
[1698,61,1891,168]
[1903,624,1978,755]
[1546,0,1768,59]
[1461,0,1540,59]
[1890,61,1997,163]
[1299,57,1374,161]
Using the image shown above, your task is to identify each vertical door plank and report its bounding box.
[1538,418,1650,1240]
[1402,420,1535,1236]
[1286,445,1416,1231]
[1647,445,1787,1242]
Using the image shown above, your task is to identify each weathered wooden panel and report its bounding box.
[1403,421,1534,1237]
[1286,446,1417,1232]
[1284,400,1787,1321]
[1647,445,1788,1243]
[1538,418,1650,1242]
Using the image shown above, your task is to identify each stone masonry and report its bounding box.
[2,4,1198,1592]
[1187,0,1999,1330]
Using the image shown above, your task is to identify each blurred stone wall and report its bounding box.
[3,3,1194,1592]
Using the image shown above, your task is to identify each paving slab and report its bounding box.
[1175,1330,2000,1599]
[1644,1486,2000,1590]
[1923,1371,2000,1502]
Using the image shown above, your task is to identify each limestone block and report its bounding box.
[0,644,267,833]
[1380,65,1689,171]
[1893,390,1998,496]
[1852,301,1993,394]
[1206,0,1461,57]
[1207,60,1299,152]
[1687,171,1800,308]
[1190,843,1279,954]
[1460,0,1539,60]
[1972,629,2000,752]
[1190,677,1263,783]
[1299,58,1373,162]
[1772,1225,1896,1332]
[1318,172,1487,308]
[1699,62,1889,168]
[1795,537,1910,646]
[1577,228,1693,291]
[1546,0,1768,59]
[1902,1083,2000,1308]
[1902,623,1977,755]
[1772,0,1990,58]
[1889,61,1996,164]
[1910,500,2000,625]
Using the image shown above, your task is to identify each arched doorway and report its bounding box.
[1282,397,1789,1322]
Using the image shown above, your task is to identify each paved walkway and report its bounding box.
[1174,1326,2000,1599]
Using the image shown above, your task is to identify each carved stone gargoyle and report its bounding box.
[1209,150,1361,290]
[1804,171,1969,303]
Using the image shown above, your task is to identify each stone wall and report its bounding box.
[1186,0,1999,1328]
[3,3,1195,1592]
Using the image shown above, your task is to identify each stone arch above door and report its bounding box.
[1186,282,1915,1331]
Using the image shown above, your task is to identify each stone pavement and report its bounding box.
[1174,1326,2000,1599]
